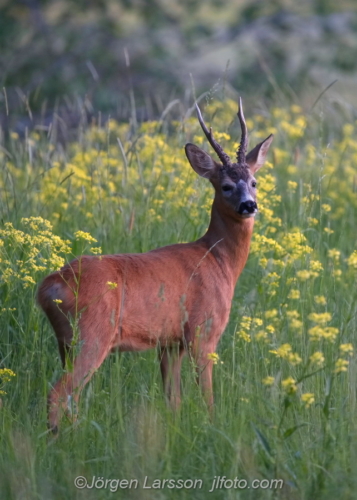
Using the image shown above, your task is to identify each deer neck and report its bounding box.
[201,198,255,285]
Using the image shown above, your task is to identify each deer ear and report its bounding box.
[246,134,274,174]
[185,143,218,179]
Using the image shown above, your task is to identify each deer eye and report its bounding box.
[222,185,234,194]
[252,181,257,188]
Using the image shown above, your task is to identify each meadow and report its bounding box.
[1,93,357,499]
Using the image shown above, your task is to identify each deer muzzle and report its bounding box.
[237,200,258,216]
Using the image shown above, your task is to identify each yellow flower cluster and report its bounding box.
[288,289,300,300]
[314,295,327,306]
[301,393,315,408]
[262,376,275,386]
[0,368,16,395]
[207,352,221,365]
[307,311,338,342]
[308,326,339,342]
[0,217,71,289]
[346,251,357,269]
[74,231,98,244]
[237,316,265,343]
[334,359,349,374]
[0,368,16,382]
[281,377,297,394]
[307,312,332,324]
[270,343,302,365]
[339,343,353,356]
[309,351,325,367]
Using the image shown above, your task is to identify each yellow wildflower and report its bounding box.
[323,327,339,341]
[328,249,340,261]
[0,368,16,382]
[90,247,102,255]
[287,181,298,191]
[307,217,318,226]
[265,309,278,320]
[296,270,310,281]
[347,251,357,269]
[309,260,323,277]
[255,331,269,342]
[308,326,338,342]
[286,310,300,319]
[282,377,297,394]
[314,296,326,306]
[288,289,300,300]
[301,393,315,408]
[309,351,325,367]
[74,230,97,244]
[270,344,302,365]
[290,319,303,331]
[339,343,353,356]
[207,352,220,365]
[259,257,268,268]
[334,359,349,374]
[240,316,252,330]
[262,376,275,386]
[22,276,36,287]
[308,312,332,324]
[238,331,251,343]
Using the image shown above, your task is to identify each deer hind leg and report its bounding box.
[57,339,71,368]
[158,345,185,410]
[48,317,115,432]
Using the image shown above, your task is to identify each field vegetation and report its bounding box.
[1,88,357,499]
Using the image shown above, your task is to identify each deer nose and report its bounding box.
[238,200,257,215]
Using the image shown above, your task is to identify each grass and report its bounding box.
[1,93,357,499]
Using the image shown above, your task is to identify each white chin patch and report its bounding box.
[241,211,257,219]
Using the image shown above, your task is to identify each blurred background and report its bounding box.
[1,0,356,132]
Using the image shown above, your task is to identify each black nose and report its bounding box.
[238,200,257,215]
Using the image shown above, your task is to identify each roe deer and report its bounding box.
[38,98,273,432]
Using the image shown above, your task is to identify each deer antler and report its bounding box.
[237,97,248,164]
[195,103,231,166]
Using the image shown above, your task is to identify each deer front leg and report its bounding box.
[158,345,185,410]
[195,354,214,410]
[191,338,218,412]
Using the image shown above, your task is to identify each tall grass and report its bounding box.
[0,95,357,499]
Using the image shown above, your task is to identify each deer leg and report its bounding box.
[57,339,71,368]
[191,342,217,411]
[48,333,112,432]
[158,345,185,410]
[196,357,214,409]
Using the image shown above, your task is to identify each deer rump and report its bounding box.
[38,244,231,360]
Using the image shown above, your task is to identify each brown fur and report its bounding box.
[38,114,273,432]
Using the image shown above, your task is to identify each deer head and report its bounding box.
[185,98,273,219]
